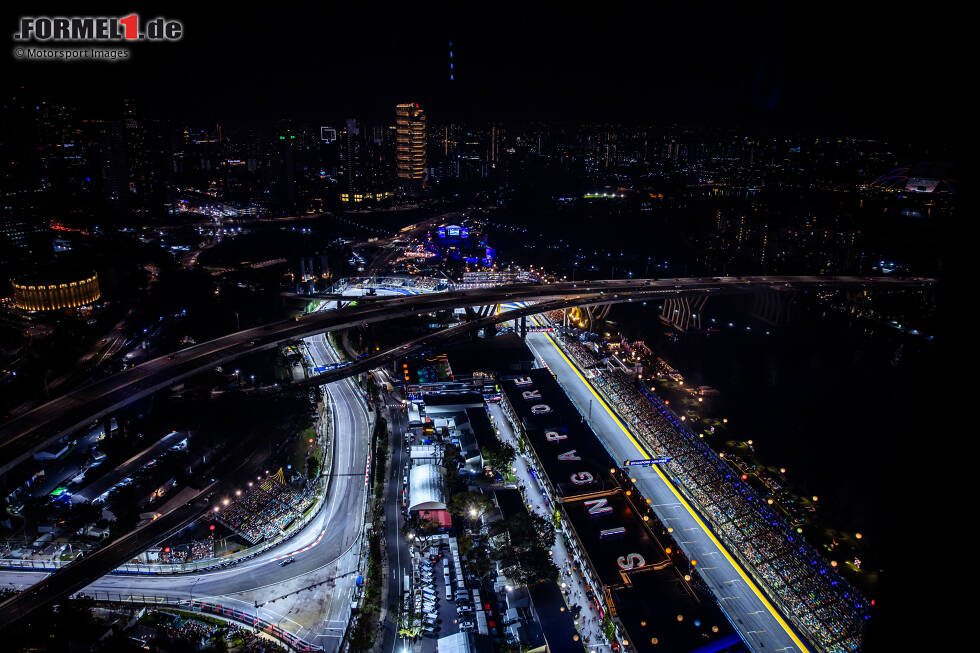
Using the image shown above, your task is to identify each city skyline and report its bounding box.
[0,8,950,653]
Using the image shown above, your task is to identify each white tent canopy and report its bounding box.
[409,463,447,512]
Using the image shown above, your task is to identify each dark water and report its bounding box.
[614,298,932,558]
[484,195,937,625]
[482,192,937,555]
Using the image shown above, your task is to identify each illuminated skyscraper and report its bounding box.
[395,102,426,190]
[339,118,361,198]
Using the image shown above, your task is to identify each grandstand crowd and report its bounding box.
[545,316,869,652]
[158,539,214,564]
[408,276,443,291]
[217,474,315,544]
[350,275,443,292]
[149,611,289,652]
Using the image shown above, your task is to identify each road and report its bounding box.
[0,337,370,650]
[524,325,810,653]
[74,430,186,503]
[379,382,411,653]
[0,482,215,628]
[0,276,930,475]
[488,403,609,650]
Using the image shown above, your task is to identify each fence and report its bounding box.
[75,592,322,652]
[545,327,842,651]
[0,368,340,578]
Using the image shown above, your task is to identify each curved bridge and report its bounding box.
[0,277,933,630]
[0,276,931,475]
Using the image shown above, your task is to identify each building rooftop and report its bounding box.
[528,582,587,653]
[465,407,498,452]
[500,369,618,499]
[408,463,447,512]
[445,333,536,376]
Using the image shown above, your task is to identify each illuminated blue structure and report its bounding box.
[432,223,496,267]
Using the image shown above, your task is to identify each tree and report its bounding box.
[491,511,559,586]
[446,491,493,521]
[398,614,422,639]
[403,515,441,551]
[498,638,529,653]
[463,535,497,579]
[306,455,320,479]
[506,511,555,550]
[602,617,617,642]
[442,442,466,494]
[366,376,381,403]
[498,541,558,585]
[483,443,516,475]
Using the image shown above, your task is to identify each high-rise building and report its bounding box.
[122,99,170,219]
[395,102,426,190]
[489,124,501,163]
[272,122,298,213]
[97,120,128,215]
[339,118,361,198]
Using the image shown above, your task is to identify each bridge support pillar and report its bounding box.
[660,295,709,332]
[520,315,527,340]
[749,288,796,326]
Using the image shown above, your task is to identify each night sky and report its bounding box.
[0,5,957,648]
[3,6,958,135]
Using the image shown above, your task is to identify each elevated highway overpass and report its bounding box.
[0,276,933,642]
[0,298,577,630]
[0,276,931,476]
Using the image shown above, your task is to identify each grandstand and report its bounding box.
[216,469,312,544]
[552,329,870,652]
[499,368,740,653]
